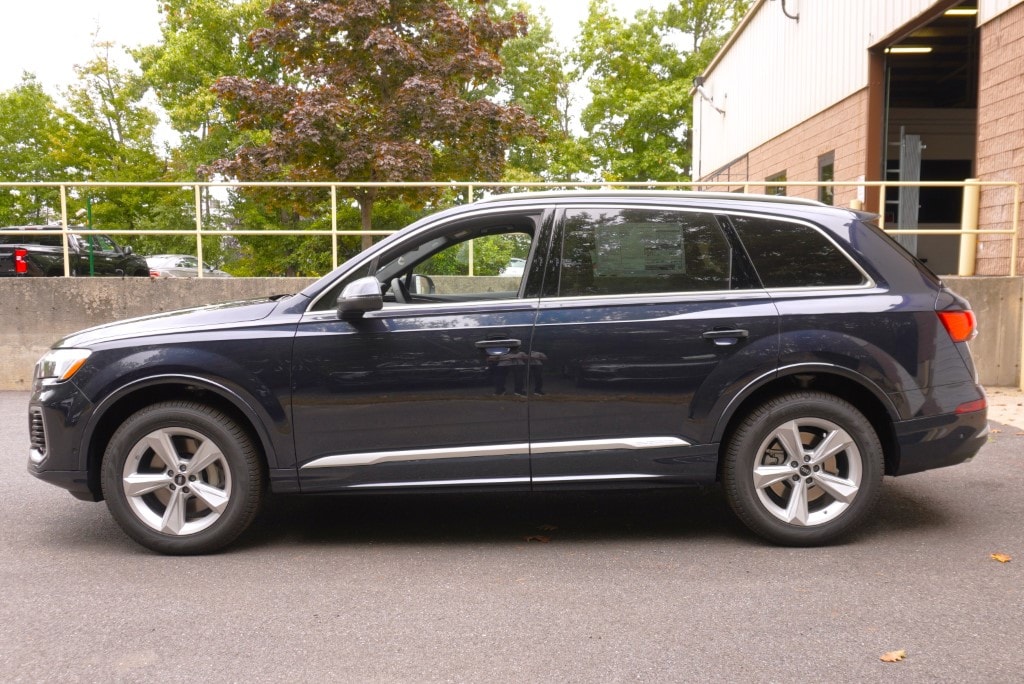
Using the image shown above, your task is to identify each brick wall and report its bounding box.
[700,91,869,209]
[976,2,1024,276]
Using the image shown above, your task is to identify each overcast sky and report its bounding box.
[0,0,671,93]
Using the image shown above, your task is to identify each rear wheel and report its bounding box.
[722,391,883,546]
[101,401,265,554]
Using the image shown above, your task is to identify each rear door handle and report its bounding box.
[475,338,521,352]
[701,329,749,346]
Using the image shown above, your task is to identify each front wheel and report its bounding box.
[722,391,883,546]
[101,401,265,554]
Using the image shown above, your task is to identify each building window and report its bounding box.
[766,171,787,196]
[818,152,835,205]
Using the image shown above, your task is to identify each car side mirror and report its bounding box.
[123,245,133,255]
[336,276,384,320]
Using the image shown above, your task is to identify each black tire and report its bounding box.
[722,391,883,546]
[101,401,265,554]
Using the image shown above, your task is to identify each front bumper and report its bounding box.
[891,406,988,476]
[27,380,100,501]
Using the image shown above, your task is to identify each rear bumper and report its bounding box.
[891,407,988,476]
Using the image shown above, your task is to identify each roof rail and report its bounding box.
[475,189,827,207]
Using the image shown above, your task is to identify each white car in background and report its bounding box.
[146,254,232,278]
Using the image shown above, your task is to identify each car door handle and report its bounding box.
[475,338,521,349]
[701,329,749,346]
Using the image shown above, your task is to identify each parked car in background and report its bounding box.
[146,254,232,278]
[0,226,149,277]
[499,257,526,277]
[28,191,987,554]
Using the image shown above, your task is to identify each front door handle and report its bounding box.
[475,338,522,349]
[701,329,749,346]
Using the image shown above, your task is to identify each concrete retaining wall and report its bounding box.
[945,276,1023,387]
[2,275,1021,390]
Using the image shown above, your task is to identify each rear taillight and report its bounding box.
[955,398,987,414]
[14,248,28,274]
[937,310,977,343]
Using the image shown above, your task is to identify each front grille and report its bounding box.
[29,409,46,457]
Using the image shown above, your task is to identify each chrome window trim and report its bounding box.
[536,289,771,309]
[300,298,538,323]
[301,436,690,470]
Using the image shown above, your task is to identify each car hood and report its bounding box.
[55,297,283,348]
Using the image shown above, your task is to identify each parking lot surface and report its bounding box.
[2,390,1022,682]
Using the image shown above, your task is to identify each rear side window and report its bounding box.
[0,233,62,246]
[557,208,733,296]
[730,215,865,288]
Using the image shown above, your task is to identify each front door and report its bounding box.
[292,209,549,492]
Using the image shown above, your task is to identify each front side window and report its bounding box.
[312,211,542,310]
[556,208,733,297]
[730,215,865,288]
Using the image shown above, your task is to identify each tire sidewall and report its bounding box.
[723,391,883,546]
[101,401,262,554]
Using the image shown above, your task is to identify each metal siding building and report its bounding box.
[692,0,1024,277]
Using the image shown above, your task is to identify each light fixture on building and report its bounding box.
[944,8,978,16]
[886,46,934,54]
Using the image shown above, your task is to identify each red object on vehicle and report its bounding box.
[937,310,977,343]
[14,248,28,274]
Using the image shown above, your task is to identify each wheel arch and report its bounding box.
[712,365,901,478]
[81,375,281,500]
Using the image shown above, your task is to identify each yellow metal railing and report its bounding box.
[0,179,1020,277]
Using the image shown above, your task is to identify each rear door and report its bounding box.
[526,203,779,486]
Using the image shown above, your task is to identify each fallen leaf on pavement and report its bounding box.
[880,650,907,663]
[991,553,1012,563]
[524,535,552,543]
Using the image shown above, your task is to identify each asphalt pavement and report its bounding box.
[1,390,1022,682]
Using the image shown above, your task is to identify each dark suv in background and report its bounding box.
[28,192,987,554]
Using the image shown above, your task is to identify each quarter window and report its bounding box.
[557,208,733,296]
[730,215,865,288]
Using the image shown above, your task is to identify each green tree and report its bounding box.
[494,4,591,181]
[210,0,540,250]
[57,43,166,233]
[133,0,276,177]
[574,0,750,182]
[0,75,68,224]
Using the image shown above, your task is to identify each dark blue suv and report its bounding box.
[28,192,988,553]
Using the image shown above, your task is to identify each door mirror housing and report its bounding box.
[336,276,384,320]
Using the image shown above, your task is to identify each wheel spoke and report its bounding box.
[160,487,188,535]
[144,430,181,471]
[189,481,230,514]
[810,428,853,466]
[773,420,806,462]
[753,464,795,489]
[186,439,223,476]
[123,472,173,498]
[783,480,810,525]
[813,471,859,503]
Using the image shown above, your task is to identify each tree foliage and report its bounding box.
[0,0,754,273]
[574,0,750,182]
[0,76,68,223]
[209,0,540,249]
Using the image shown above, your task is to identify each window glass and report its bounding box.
[87,235,116,252]
[730,215,864,288]
[557,208,732,296]
[312,213,539,311]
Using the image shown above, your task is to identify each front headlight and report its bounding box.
[35,349,92,384]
